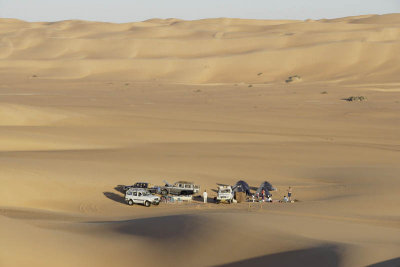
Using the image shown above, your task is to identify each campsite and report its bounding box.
[116,179,289,206]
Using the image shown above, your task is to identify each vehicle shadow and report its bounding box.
[192,195,216,204]
[114,185,126,194]
[103,192,126,205]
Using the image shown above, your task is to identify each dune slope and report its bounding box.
[1,14,400,83]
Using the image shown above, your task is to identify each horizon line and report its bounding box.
[1,12,398,24]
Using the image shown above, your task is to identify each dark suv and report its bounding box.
[123,182,159,194]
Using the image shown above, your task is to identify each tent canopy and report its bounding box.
[233,180,251,196]
[256,181,275,196]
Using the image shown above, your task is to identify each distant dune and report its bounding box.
[1,14,400,83]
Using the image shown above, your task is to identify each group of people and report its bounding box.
[282,186,294,202]
[253,186,293,203]
[253,189,272,202]
[201,186,293,203]
[285,186,293,202]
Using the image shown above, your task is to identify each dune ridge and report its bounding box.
[1,14,400,83]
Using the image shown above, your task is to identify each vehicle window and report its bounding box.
[185,184,191,188]
[133,192,137,196]
[179,184,183,188]
[127,191,132,195]
[138,192,142,196]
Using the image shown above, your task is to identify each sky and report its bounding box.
[0,0,399,22]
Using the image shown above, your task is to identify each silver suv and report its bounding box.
[160,181,200,196]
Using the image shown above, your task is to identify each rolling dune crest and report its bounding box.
[1,14,400,83]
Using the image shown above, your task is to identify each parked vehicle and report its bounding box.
[125,188,160,207]
[160,180,200,196]
[215,186,234,204]
[123,182,159,194]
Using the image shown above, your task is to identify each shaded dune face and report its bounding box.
[90,214,205,240]
[44,213,350,266]
[217,245,342,267]
[1,14,400,83]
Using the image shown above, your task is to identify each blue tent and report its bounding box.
[233,180,251,196]
[256,181,276,197]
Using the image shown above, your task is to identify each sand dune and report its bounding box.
[0,104,73,126]
[0,14,400,267]
[1,14,400,83]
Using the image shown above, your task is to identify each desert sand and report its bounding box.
[0,14,399,266]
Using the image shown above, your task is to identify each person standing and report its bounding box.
[261,189,265,202]
[203,190,208,203]
[288,187,292,201]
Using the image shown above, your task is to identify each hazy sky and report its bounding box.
[0,0,399,22]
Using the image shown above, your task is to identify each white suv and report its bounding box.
[215,186,234,204]
[125,188,160,207]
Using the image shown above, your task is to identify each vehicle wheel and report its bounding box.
[154,202,160,206]
[144,201,151,207]
[228,199,232,204]
[161,189,168,196]
[128,200,134,206]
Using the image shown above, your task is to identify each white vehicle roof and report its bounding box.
[218,186,232,190]
[127,188,148,192]
[174,181,194,185]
